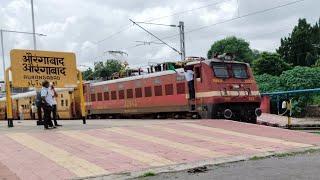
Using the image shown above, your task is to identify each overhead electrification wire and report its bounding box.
[129,19,182,55]
[93,0,226,45]
[149,0,307,43]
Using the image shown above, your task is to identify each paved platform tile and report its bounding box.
[0,120,319,180]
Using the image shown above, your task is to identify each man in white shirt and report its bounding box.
[31,103,37,120]
[41,80,55,129]
[177,66,195,100]
[50,84,62,126]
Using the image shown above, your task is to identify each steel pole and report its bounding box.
[0,30,5,73]
[31,0,37,50]
[179,21,186,61]
[0,30,6,83]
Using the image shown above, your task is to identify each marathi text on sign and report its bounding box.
[10,49,77,88]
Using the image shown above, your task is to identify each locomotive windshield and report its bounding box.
[212,64,229,78]
[212,63,248,79]
[232,64,248,79]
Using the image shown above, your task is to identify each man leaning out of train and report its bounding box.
[176,66,195,100]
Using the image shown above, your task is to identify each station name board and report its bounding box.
[10,49,77,88]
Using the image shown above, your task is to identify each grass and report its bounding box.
[139,172,156,178]
[249,148,320,161]
[249,156,266,161]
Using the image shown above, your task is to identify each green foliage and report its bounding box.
[207,36,254,63]
[82,59,123,81]
[256,67,320,117]
[82,67,94,81]
[277,18,320,66]
[93,59,123,80]
[253,52,290,76]
[278,66,320,116]
[279,66,320,90]
[255,74,282,93]
[314,59,320,67]
[252,49,261,60]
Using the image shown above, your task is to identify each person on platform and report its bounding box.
[40,80,55,129]
[50,83,62,126]
[176,66,195,100]
[31,103,37,120]
[35,91,43,123]
[18,105,24,121]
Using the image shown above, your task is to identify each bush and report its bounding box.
[253,52,290,76]
[256,66,320,117]
[280,67,320,116]
[255,74,283,93]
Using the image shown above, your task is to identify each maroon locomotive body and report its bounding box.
[84,57,261,123]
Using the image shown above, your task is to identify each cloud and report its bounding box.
[0,0,318,79]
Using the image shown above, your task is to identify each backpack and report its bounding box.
[35,91,42,107]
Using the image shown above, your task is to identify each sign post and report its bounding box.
[77,69,86,124]
[7,49,85,127]
[5,67,13,127]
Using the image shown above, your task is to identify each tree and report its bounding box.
[82,68,94,81]
[207,36,254,63]
[277,18,320,66]
[93,59,123,80]
[314,58,320,67]
[252,49,261,60]
[252,52,290,76]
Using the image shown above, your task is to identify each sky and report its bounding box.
[0,0,319,79]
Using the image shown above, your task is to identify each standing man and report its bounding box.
[176,66,195,100]
[35,91,43,124]
[18,105,24,122]
[41,80,55,129]
[31,103,37,120]
[50,84,62,126]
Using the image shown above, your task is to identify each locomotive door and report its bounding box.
[193,64,203,97]
[193,64,204,110]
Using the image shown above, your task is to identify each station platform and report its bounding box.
[0,119,320,180]
[258,113,320,127]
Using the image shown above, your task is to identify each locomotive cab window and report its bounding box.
[232,64,248,79]
[212,64,229,78]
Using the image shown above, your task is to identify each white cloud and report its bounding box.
[0,0,318,79]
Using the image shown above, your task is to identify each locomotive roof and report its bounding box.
[91,68,185,87]
[186,58,248,66]
[91,59,248,87]
[0,88,74,101]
